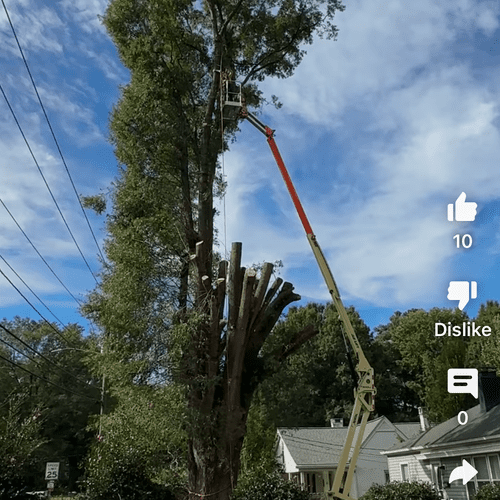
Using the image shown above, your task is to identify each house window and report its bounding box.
[490,455,500,481]
[465,455,500,498]
[306,473,317,493]
[384,470,390,484]
[475,456,489,490]
[431,464,445,490]
[401,463,409,482]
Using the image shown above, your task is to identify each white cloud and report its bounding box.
[59,0,108,34]
[76,41,130,83]
[221,0,500,309]
[31,83,105,146]
[263,0,500,125]
[0,1,64,56]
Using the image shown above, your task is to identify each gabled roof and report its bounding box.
[384,403,500,456]
[277,427,348,467]
[393,422,422,440]
[278,416,420,467]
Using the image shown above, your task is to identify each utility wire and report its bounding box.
[0,352,100,403]
[0,266,76,347]
[0,335,44,369]
[0,322,95,389]
[0,82,98,283]
[0,252,66,327]
[0,197,82,306]
[0,0,106,266]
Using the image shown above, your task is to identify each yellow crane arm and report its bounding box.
[240,107,376,499]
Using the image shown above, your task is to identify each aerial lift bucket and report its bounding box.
[222,80,244,121]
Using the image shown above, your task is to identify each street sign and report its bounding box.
[47,481,55,490]
[45,462,59,480]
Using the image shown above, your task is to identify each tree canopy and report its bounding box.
[0,317,100,492]
[83,0,347,498]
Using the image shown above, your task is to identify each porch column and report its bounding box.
[299,471,306,490]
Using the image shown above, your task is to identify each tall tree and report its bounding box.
[83,0,346,499]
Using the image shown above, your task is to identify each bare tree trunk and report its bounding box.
[185,243,317,500]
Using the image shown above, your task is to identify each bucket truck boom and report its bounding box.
[222,81,376,499]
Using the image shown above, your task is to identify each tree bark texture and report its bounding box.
[185,242,316,500]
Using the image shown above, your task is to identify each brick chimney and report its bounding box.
[478,368,500,413]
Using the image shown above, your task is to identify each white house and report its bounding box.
[276,416,422,498]
[382,370,500,500]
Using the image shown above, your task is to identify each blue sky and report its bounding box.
[1,0,500,336]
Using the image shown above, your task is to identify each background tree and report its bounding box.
[83,0,346,498]
[0,317,100,491]
[0,392,45,500]
[83,383,186,500]
[238,302,423,483]
[255,303,371,427]
[385,308,475,423]
[466,300,500,370]
[371,320,421,421]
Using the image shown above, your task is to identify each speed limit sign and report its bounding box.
[45,462,59,480]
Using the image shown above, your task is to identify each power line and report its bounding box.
[0,252,66,327]
[0,0,106,266]
[0,265,76,347]
[0,82,98,283]
[0,352,100,403]
[0,335,41,368]
[0,197,82,307]
[0,322,96,389]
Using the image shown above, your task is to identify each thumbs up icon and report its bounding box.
[448,192,477,221]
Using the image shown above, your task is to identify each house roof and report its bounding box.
[393,422,422,440]
[278,426,348,467]
[384,403,500,456]
[278,416,421,467]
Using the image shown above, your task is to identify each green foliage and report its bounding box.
[360,481,440,500]
[85,0,347,497]
[83,383,186,499]
[371,323,420,421]
[83,456,176,500]
[0,393,46,499]
[257,303,372,427]
[473,483,500,500]
[81,194,107,215]
[0,318,100,491]
[467,301,500,371]
[239,397,279,477]
[387,308,472,422]
[231,471,310,500]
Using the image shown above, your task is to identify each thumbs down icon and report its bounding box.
[447,281,477,310]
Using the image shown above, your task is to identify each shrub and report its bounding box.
[82,384,186,500]
[0,394,45,499]
[474,483,500,500]
[83,454,176,500]
[360,481,440,500]
[231,471,310,500]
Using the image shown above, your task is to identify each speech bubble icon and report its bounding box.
[448,368,478,399]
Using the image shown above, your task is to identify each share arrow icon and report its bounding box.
[449,459,478,485]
